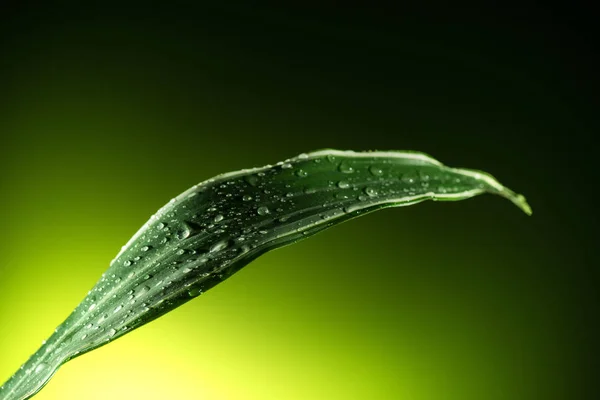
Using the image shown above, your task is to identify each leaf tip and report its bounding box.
[514,193,533,216]
[501,189,532,216]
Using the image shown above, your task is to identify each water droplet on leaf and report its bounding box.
[257,206,270,216]
[34,363,47,374]
[369,166,383,176]
[364,187,378,197]
[338,162,354,173]
[210,240,229,253]
[245,175,259,186]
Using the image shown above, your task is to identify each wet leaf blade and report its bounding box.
[0,149,531,400]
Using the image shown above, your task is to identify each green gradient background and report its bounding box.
[0,4,597,400]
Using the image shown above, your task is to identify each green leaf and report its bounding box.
[0,149,531,399]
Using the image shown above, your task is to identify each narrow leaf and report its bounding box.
[0,149,531,400]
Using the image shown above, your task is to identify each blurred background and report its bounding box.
[0,3,597,400]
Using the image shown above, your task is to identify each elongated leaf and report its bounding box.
[0,149,531,400]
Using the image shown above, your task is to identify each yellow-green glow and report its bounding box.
[0,13,574,398]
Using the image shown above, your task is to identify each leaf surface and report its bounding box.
[0,149,531,400]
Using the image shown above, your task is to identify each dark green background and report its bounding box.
[1,3,597,399]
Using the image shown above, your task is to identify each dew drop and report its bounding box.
[281,163,292,169]
[141,245,151,252]
[245,175,259,186]
[295,169,308,177]
[401,172,417,184]
[369,166,383,176]
[124,260,132,267]
[136,286,150,298]
[338,162,354,173]
[213,214,224,223]
[337,180,350,189]
[364,187,378,197]
[210,240,229,253]
[34,363,47,374]
[242,195,253,202]
[257,206,270,216]
[177,226,191,240]
[108,328,117,337]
